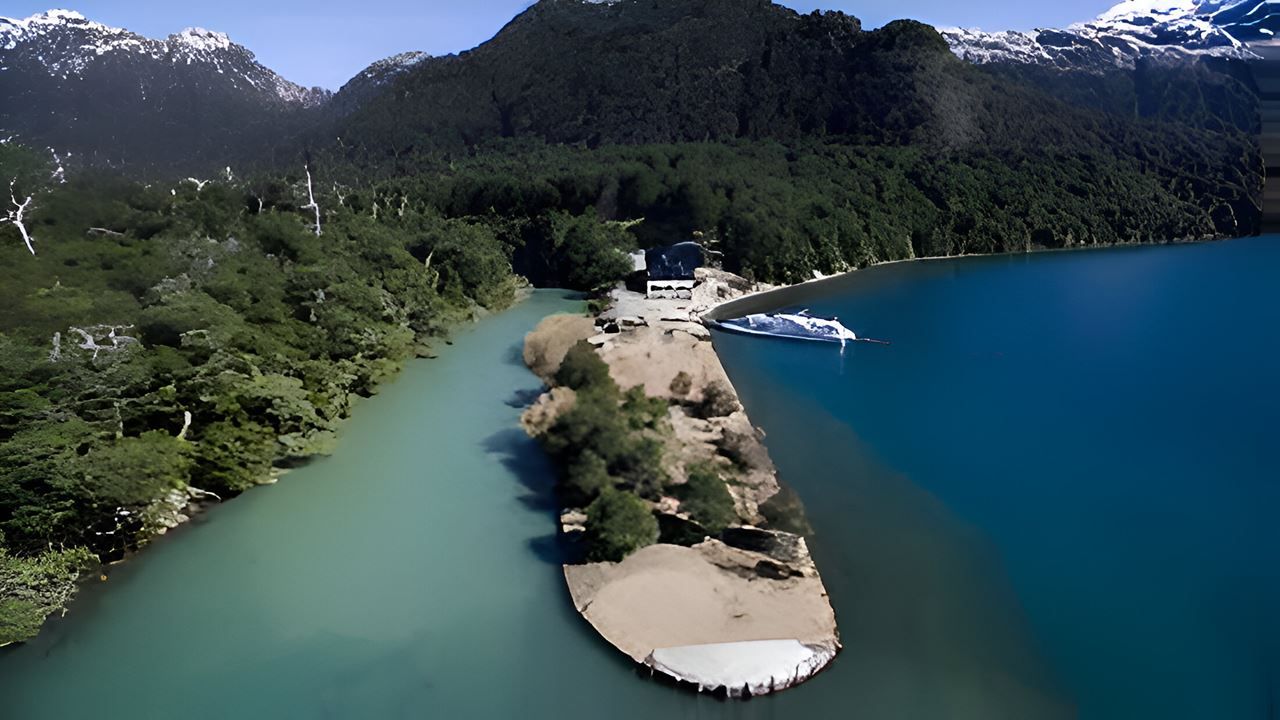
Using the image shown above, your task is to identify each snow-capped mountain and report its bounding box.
[0,9,329,106]
[0,9,335,172]
[944,0,1280,69]
[330,51,431,116]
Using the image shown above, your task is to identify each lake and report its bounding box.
[711,237,1280,719]
[1,241,1275,719]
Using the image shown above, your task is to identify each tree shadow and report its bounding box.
[503,340,528,368]
[504,387,545,408]
[481,427,576,565]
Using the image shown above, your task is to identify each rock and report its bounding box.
[718,527,810,567]
[523,314,598,383]
[560,509,588,535]
[676,324,711,341]
[520,386,577,437]
[657,512,709,547]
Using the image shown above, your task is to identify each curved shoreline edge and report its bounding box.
[521,270,841,697]
[704,236,1247,323]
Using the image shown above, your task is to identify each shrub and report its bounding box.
[0,544,96,646]
[564,450,612,506]
[584,488,659,562]
[669,371,693,396]
[677,462,737,534]
[554,341,614,394]
[697,380,740,419]
[759,485,814,536]
[610,435,668,499]
[621,385,668,430]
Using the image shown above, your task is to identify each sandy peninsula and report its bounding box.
[521,269,840,697]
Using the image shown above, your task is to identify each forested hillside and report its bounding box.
[0,142,632,644]
[377,136,1260,284]
[323,0,1262,278]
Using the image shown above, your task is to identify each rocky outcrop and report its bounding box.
[522,314,598,383]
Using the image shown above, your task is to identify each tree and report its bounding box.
[79,432,192,508]
[1,180,36,255]
[583,488,658,562]
[554,341,614,394]
[543,211,633,290]
[564,450,612,507]
[0,543,96,646]
[697,380,741,419]
[677,463,737,534]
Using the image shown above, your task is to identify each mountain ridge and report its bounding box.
[0,9,329,105]
[943,0,1280,70]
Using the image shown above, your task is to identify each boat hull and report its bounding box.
[706,319,848,344]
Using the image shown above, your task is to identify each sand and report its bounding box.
[523,269,840,696]
[564,540,840,695]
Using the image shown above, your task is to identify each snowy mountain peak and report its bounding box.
[358,51,430,81]
[171,27,233,52]
[1092,0,1201,24]
[942,0,1278,70]
[0,9,327,106]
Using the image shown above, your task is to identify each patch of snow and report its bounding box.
[172,27,232,52]
[1094,0,1201,24]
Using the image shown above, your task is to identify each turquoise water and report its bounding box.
[0,287,1072,719]
[711,237,1280,719]
[2,241,1275,719]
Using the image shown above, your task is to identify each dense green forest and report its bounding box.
[0,141,639,644]
[384,137,1260,283]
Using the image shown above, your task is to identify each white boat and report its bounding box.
[710,309,864,346]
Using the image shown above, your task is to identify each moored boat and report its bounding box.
[709,309,863,345]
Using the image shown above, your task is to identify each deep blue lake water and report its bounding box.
[712,237,1280,719]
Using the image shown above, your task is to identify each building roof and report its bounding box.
[645,242,705,281]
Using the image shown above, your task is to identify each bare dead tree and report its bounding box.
[49,332,62,362]
[183,178,211,192]
[332,182,349,206]
[68,325,139,360]
[224,166,235,183]
[1,179,35,254]
[49,148,67,184]
[87,227,125,237]
[302,165,322,236]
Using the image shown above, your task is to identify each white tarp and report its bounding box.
[647,639,836,697]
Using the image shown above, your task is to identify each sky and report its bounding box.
[2,1,1120,90]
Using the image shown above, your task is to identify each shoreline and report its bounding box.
[521,270,841,697]
[2,291,522,648]
[517,234,1253,696]
[705,233,1258,322]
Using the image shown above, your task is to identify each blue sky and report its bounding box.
[3,1,1118,89]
